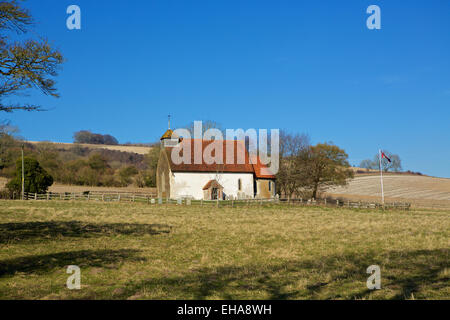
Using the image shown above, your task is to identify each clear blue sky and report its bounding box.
[4,0,450,177]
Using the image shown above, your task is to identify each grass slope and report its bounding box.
[27,141,152,155]
[0,201,448,300]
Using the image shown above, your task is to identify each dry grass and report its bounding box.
[27,141,152,155]
[0,200,448,300]
[0,177,156,194]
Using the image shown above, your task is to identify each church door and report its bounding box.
[211,188,218,200]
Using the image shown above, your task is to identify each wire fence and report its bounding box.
[7,192,412,210]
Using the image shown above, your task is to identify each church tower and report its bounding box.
[160,115,180,147]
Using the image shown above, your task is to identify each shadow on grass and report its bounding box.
[118,248,448,300]
[0,249,145,276]
[0,221,172,243]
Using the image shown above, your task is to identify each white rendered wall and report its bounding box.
[170,172,254,200]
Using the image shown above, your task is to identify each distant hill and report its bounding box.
[27,141,152,155]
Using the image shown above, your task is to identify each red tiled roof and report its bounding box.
[164,139,276,179]
[251,156,277,179]
[202,179,223,190]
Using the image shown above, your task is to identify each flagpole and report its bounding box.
[379,149,384,205]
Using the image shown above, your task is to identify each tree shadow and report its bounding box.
[0,221,172,244]
[0,249,145,276]
[117,248,448,300]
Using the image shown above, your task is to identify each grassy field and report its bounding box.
[0,200,448,300]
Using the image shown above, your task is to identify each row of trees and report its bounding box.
[276,131,354,199]
[73,130,119,145]
[359,151,402,172]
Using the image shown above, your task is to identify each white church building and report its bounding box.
[156,129,276,200]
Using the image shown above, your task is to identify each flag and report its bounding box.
[381,151,391,163]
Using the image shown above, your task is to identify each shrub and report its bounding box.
[6,157,53,194]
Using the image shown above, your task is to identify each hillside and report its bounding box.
[326,174,450,209]
[27,141,152,155]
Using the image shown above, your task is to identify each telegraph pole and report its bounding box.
[21,144,24,200]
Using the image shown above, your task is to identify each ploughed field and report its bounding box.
[327,174,450,209]
[0,201,448,299]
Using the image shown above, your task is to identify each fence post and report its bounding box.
[347,200,350,208]
[336,199,339,207]
[231,199,234,208]
[118,194,121,202]
[34,193,37,200]
[46,192,50,201]
[87,193,90,201]
[132,194,135,202]
[102,194,104,202]
[324,198,327,206]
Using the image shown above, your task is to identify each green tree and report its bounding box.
[0,0,64,112]
[118,165,138,186]
[6,156,53,194]
[143,144,160,187]
[87,153,109,171]
[300,143,354,199]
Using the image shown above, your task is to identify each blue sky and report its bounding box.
[4,0,450,177]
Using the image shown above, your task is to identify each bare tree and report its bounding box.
[360,151,402,172]
[184,120,223,137]
[0,1,64,113]
[276,130,310,198]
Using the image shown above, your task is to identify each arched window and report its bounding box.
[238,179,242,191]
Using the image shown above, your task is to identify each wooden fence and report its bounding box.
[22,191,157,203]
[17,192,411,210]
